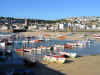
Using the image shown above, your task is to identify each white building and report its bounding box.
[28,25,37,30]
[59,24,64,30]
[86,27,91,30]
[0,25,8,30]
[80,24,86,29]
[92,25,96,29]
[68,23,72,26]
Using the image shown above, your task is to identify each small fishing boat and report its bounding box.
[58,51,77,58]
[64,44,72,48]
[42,55,66,64]
[55,45,64,48]
[93,34,100,39]
[15,49,24,52]
[64,40,88,48]
[57,57,66,64]
[24,48,32,52]
[0,42,5,49]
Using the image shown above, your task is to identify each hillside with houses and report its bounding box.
[0,16,100,32]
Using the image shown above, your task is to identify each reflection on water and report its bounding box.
[45,40,100,56]
[14,39,100,56]
[70,42,100,56]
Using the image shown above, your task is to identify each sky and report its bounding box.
[0,0,100,20]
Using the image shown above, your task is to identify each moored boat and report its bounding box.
[15,49,24,52]
[42,55,66,64]
[64,44,72,48]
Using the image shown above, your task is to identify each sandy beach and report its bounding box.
[37,55,100,75]
[18,32,88,40]
[19,32,100,42]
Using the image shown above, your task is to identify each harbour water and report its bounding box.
[0,32,100,59]
[14,38,99,56]
[36,40,99,56]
